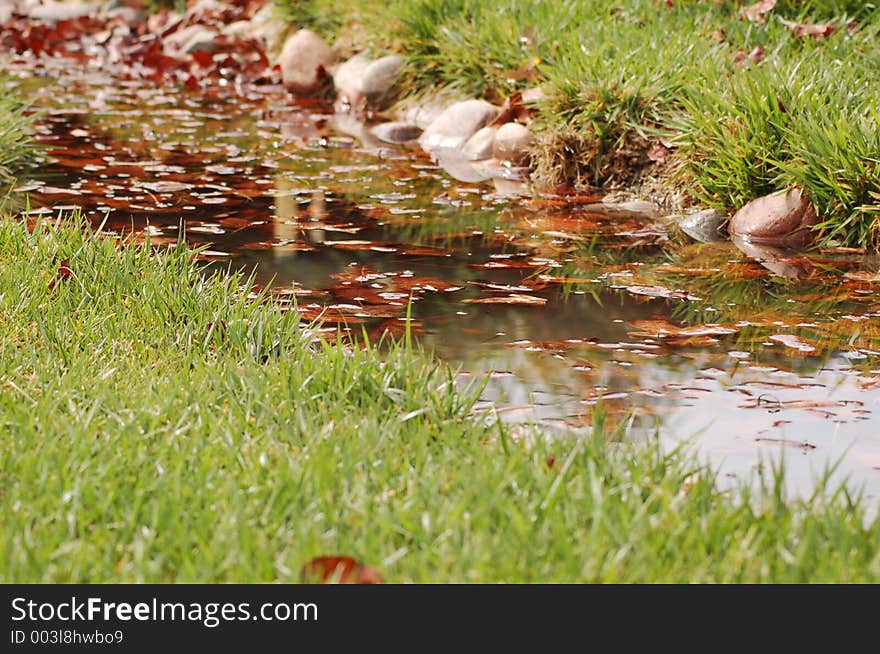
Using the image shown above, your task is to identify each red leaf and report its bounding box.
[299,556,384,584]
[191,50,214,68]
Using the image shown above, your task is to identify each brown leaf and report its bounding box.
[755,438,816,451]
[49,258,73,291]
[768,333,817,353]
[843,271,880,283]
[629,320,737,338]
[646,142,669,164]
[624,285,702,301]
[463,293,548,306]
[739,398,847,410]
[780,19,836,39]
[492,92,536,127]
[734,45,764,69]
[741,0,777,22]
[299,556,384,584]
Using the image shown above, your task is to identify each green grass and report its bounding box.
[1,215,879,582]
[279,0,880,247]
[0,87,35,184]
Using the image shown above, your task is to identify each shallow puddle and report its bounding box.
[3,40,880,503]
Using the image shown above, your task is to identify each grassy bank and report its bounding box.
[1,216,879,582]
[0,84,35,184]
[279,0,880,247]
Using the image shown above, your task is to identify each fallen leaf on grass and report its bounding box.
[463,294,548,306]
[781,19,836,39]
[741,0,776,22]
[734,45,764,69]
[49,258,73,291]
[300,556,384,584]
[646,142,669,163]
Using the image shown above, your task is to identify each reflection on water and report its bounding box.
[4,56,880,502]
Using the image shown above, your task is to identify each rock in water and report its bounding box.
[731,236,813,280]
[279,29,334,95]
[165,25,218,54]
[418,99,498,152]
[461,126,497,160]
[492,122,533,165]
[729,187,818,246]
[222,4,284,51]
[676,208,728,243]
[361,55,404,106]
[333,54,405,112]
[396,98,448,129]
[370,122,423,144]
[332,55,371,111]
[26,0,96,22]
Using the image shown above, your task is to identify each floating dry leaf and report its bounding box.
[624,285,702,301]
[843,271,880,283]
[463,294,548,306]
[755,438,817,451]
[739,398,852,410]
[768,334,817,354]
[140,181,193,193]
[629,320,737,338]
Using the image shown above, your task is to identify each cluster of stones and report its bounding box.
[278,28,535,183]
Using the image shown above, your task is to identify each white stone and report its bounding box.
[492,122,533,165]
[278,29,334,95]
[418,99,498,152]
[361,55,404,105]
[332,54,371,110]
[27,0,96,22]
[163,25,218,54]
[461,126,497,161]
[370,122,423,144]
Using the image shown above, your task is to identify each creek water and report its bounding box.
[4,54,880,504]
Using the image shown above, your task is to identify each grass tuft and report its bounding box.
[0,87,36,184]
